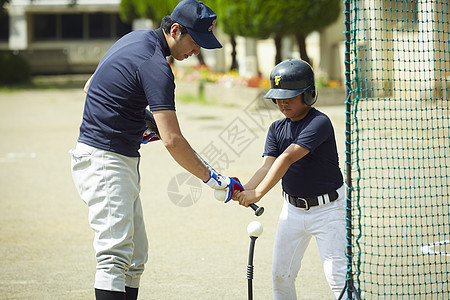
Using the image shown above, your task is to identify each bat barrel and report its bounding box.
[250,204,264,216]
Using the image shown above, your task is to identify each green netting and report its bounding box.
[344,0,450,298]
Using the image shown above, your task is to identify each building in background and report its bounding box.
[1,0,346,85]
[3,0,131,74]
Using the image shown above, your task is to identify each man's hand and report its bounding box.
[204,171,244,202]
[142,126,160,144]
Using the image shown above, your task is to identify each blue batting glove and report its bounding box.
[224,177,244,203]
[142,126,160,144]
[204,171,230,189]
[204,171,244,203]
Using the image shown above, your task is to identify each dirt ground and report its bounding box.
[0,87,346,299]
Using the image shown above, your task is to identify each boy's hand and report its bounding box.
[231,190,241,201]
[236,190,261,207]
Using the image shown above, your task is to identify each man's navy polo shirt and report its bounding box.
[78,29,174,157]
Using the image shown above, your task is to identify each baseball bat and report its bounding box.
[144,109,264,216]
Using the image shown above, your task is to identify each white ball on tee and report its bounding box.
[247,221,263,237]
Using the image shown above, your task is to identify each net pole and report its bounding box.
[341,0,358,299]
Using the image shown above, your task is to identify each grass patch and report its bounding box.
[176,93,218,105]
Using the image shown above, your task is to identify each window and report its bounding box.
[30,12,131,41]
[33,14,57,40]
[89,13,111,39]
[61,14,83,39]
[0,13,8,41]
[114,14,132,38]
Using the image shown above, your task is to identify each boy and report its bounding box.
[235,59,346,299]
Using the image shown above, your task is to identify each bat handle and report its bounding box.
[249,204,264,216]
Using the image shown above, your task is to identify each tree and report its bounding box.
[0,0,10,16]
[120,0,179,27]
[208,0,278,71]
[276,0,341,65]
[216,0,340,66]
[208,0,337,69]
[120,0,211,65]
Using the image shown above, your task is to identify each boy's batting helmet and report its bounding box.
[264,59,317,106]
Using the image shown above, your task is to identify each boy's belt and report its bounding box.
[283,190,339,210]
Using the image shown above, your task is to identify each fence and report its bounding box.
[344,0,450,298]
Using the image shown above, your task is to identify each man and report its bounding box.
[235,59,346,299]
[70,1,242,299]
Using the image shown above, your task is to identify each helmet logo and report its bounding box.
[274,75,282,86]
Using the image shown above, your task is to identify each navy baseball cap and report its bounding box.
[170,0,222,49]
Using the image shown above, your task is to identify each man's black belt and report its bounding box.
[283,190,339,210]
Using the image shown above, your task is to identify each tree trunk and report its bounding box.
[230,36,238,71]
[295,33,311,65]
[197,50,206,66]
[274,34,282,65]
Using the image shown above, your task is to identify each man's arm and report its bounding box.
[152,110,210,182]
[84,75,93,93]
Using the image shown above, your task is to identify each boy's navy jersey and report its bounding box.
[78,29,174,157]
[263,108,343,198]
